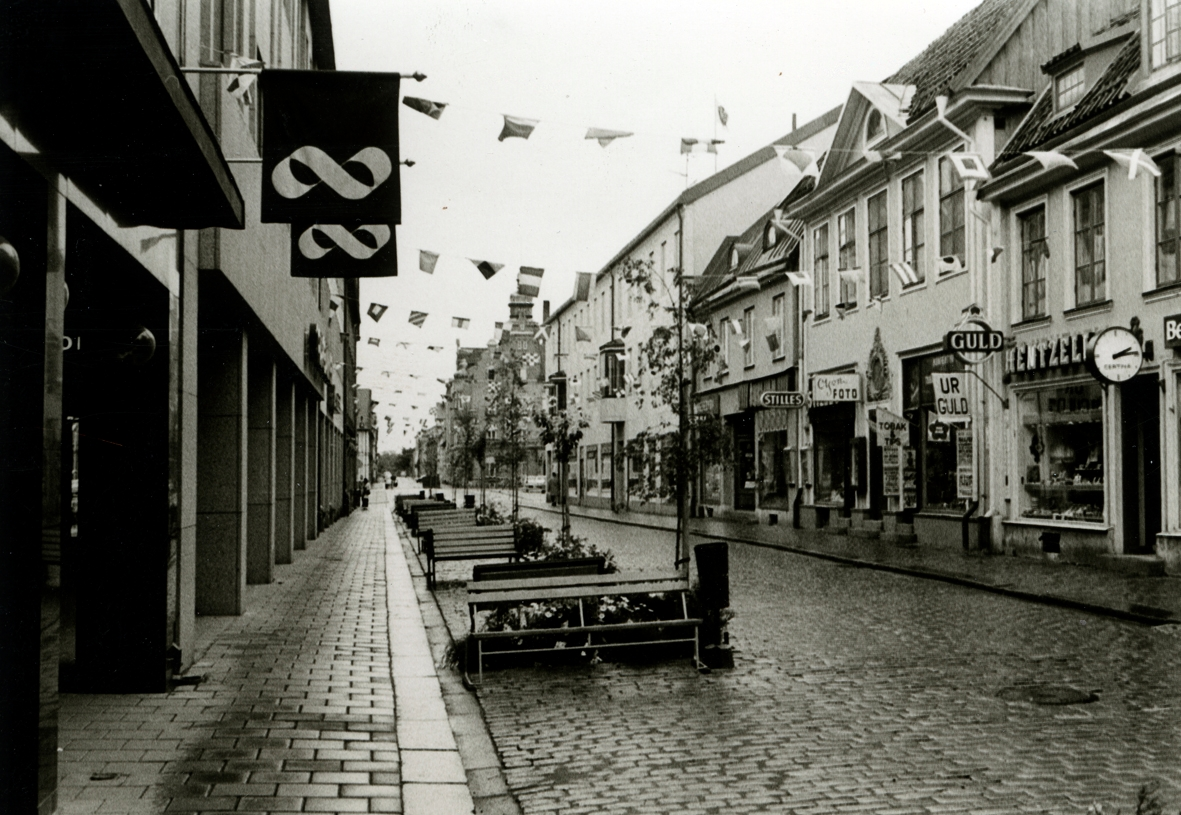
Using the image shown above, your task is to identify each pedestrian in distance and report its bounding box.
[361,478,370,510]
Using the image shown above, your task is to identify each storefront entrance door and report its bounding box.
[1121,375,1161,554]
[734,414,756,510]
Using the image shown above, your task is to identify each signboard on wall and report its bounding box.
[1166,313,1181,348]
[931,373,969,419]
[902,448,917,508]
[881,445,901,495]
[956,431,975,500]
[812,373,861,402]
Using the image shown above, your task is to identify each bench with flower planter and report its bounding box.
[464,571,701,683]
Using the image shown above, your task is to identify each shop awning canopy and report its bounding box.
[0,0,245,229]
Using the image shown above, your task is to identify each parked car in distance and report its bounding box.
[524,475,546,492]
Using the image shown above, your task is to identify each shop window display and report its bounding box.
[903,352,967,511]
[813,425,850,504]
[1018,382,1104,522]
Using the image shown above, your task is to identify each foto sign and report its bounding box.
[944,317,1004,365]
[1166,312,1181,348]
[812,373,861,403]
[931,372,970,418]
[760,391,805,409]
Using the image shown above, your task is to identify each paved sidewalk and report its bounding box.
[487,489,1181,626]
[56,490,484,815]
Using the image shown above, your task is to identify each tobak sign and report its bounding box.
[260,70,402,225]
[760,391,805,408]
[944,317,1004,365]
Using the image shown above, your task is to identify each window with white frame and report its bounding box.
[866,108,885,144]
[939,154,965,266]
[1072,182,1105,306]
[1155,154,1181,287]
[742,307,754,367]
[770,293,785,359]
[1055,63,1085,110]
[813,224,830,318]
[902,170,925,284]
[1151,0,1181,68]
[868,191,888,298]
[1020,205,1048,320]
[837,208,857,307]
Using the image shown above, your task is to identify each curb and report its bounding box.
[505,497,1181,628]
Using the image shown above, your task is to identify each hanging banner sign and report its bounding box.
[872,408,908,447]
[260,70,402,225]
[811,373,861,402]
[290,222,397,277]
[931,373,970,418]
[944,318,1004,365]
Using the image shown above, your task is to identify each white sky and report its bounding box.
[332,0,983,450]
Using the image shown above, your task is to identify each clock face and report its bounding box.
[1087,326,1143,384]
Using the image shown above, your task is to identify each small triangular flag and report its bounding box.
[717,105,728,127]
[1104,149,1161,180]
[419,250,439,274]
[585,127,634,147]
[499,114,538,141]
[470,259,504,279]
[947,152,991,183]
[367,303,388,322]
[1026,151,1078,171]
[575,326,591,342]
[367,337,381,346]
[785,270,813,287]
[452,317,470,329]
[774,145,820,178]
[402,96,447,120]
[409,311,428,328]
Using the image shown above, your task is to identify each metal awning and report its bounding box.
[0,0,244,229]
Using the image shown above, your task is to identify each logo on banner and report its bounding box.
[271,146,392,201]
[260,69,401,226]
[297,224,391,260]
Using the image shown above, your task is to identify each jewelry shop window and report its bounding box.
[1017,382,1104,522]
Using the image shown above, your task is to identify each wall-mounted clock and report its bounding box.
[1085,326,1143,384]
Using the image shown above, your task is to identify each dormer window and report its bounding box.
[764,223,777,249]
[865,108,885,144]
[1151,0,1181,68]
[1055,63,1085,109]
[730,245,740,271]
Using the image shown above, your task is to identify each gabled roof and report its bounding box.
[995,31,1140,163]
[885,0,1034,122]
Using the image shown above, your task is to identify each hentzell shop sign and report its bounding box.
[1005,332,1092,374]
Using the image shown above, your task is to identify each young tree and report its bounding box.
[617,257,731,568]
[484,354,532,520]
[448,406,480,500]
[532,399,588,543]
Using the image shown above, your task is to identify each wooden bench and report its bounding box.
[410,506,474,537]
[397,498,453,521]
[465,572,701,682]
[422,525,518,589]
[471,556,606,582]
[393,493,426,514]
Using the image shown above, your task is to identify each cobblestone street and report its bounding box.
[441,497,1181,815]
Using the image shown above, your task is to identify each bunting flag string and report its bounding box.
[585,128,633,147]
[499,114,538,141]
[452,317,470,329]
[470,259,503,279]
[367,303,388,322]
[408,311,428,327]
[890,261,920,287]
[575,326,591,342]
[1104,149,1161,179]
[517,266,544,297]
[774,145,820,178]
[367,337,381,346]
[402,96,447,119]
[681,137,724,155]
[418,250,440,274]
[1027,150,1078,171]
[937,256,965,275]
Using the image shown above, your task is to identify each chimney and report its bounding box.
[543,300,550,322]
[792,113,797,132]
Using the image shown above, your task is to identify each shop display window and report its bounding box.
[586,447,598,492]
[813,428,849,504]
[759,430,792,505]
[902,352,967,512]
[1018,382,1104,522]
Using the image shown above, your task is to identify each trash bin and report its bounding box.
[1040,531,1060,554]
[694,542,729,611]
[464,494,476,509]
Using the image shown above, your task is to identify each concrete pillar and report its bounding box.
[177,232,198,666]
[196,327,247,615]
[275,379,295,564]
[293,389,308,551]
[247,354,276,584]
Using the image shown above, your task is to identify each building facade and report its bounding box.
[0,1,366,809]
